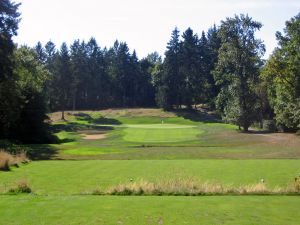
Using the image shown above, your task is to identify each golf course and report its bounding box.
[1,1,300,224]
[1,108,300,224]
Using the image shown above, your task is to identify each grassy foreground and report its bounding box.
[1,195,300,225]
[1,160,300,194]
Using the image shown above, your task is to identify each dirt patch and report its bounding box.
[82,134,107,140]
[252,133,300,146]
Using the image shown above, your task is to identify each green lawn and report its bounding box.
[1,195,300,225]
[123,124,202,142]
[1,160,299,195]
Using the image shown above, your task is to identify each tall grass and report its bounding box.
[91,178,300,196]
[0,150,29,171]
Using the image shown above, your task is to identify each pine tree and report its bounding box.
[53,43,73,119]
[180,28,202,108]
[157,27,181,109]
[206,25,221,107]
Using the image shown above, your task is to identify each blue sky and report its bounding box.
[14,0,300,59]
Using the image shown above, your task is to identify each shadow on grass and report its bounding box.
[73,113,122,125]
[172,108,221,123]
[50,121,116,145]
[51,123,115,133]
[243,130,273,134]
[21,144,58,160]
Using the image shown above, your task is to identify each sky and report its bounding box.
[14,0,300,59]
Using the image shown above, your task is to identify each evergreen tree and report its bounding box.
[108,40,133,106]
[35,42,46,63]
[86,38,107,109]
[53,43,73,119]
[157,27,181,109]
[44,41,58,111]
[179,28,202,107]
[70,39,88,110]
[206,25,221,107]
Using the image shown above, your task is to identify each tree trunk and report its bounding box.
[61,98,65,120]
[72,93,76,111]
[243,126,249,132]
[61,109,65,120]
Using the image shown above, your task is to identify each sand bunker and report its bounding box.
[82,133,106,140]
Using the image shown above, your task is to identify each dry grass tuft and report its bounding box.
[8,179,32,194]
[0,150,30,171]
[90,178,300,196]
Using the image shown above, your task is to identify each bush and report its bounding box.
[0,150,29,171]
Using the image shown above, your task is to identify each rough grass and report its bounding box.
[95,178,300,196]
[49,108,176,122]
[1,195,300,225]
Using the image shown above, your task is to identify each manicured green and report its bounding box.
[123,124,201,143]
[1,195,300,225]
[1,160,299,195]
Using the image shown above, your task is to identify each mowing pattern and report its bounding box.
[1,196,300,225]
[123,124,202,143]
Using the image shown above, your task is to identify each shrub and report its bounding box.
[8,180,32,194]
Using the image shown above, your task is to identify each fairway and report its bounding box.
[1,196,300,225]
[1,160,300,194]
[123,124,201,142]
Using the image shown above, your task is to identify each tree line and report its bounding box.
[0,0,299,143]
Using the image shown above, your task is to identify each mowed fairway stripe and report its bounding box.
[1,160,300,194]
[122,124,203,142]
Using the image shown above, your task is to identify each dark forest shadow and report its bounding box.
[24,144,58,160]
[172,108,222,123]
[73,113,121,125]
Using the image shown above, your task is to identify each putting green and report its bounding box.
[123,124,203,143]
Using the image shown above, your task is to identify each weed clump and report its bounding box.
[8,180,32,194]
[98,178,300,196]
